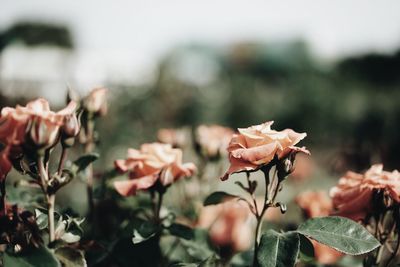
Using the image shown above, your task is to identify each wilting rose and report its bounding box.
[83,88,108,116]
[114,143,196,196]
[296,191,343,264]
[157,128,187,148]
[221,121,309,180]
[330,164,400,221]
[195,125,234,159]
[197,200,253,254]
[22,99,77,149]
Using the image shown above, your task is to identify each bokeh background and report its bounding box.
[1,0,400,215]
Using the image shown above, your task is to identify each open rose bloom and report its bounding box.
[330,164,400,221]
[296,191,343,264]
[221,121,309,180]
[114,143,196,196]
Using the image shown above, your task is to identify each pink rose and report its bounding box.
[197,200,253,253]
[83,88,108,116]
[195,125,234,159]
[114,143,196,196]
[330,164,400,221]
[221,121,309,180]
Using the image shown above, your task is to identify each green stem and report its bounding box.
[38,156,55,243]
[85,119,95,219]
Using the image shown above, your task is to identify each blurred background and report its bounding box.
[1,0,400,187]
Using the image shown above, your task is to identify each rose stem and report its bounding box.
[57,147,68,175]
[155,191,164,222]
[38,156,55,243]
[85,119,95,220]
[252,165,278,267]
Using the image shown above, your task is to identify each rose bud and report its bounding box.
[61,113,80,138]
[60,113,80,147]
[83,88,108,116]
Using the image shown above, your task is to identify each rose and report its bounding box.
[114,143,196,196]
[330,164,400,221]
[195,125,234,159]
[296,191,342,264]
[83,88,108,116]
[221,121,309,180]
[197,200,253,254]
[0,107,30,146]
[21,99,77,149]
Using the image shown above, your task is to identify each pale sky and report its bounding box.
[1,0,400,99]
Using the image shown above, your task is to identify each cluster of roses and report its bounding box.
[113,121,310,260]
[0,88,107,248]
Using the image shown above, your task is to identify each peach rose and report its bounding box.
[330,164,400,221]
[296,191,343,264]
[114,143,196,196]
[22,99,77,148]
[195,125,234,159]
[221,121,309,180]
[83,88,108,116]
[197,200,253,253]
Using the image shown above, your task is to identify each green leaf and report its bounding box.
[167,223,195,240]
[257,230,300,267]
[297,216,380,255]
[3,245,61,267]
[71,153,99,173]
[54,247,87,267]
[203,191,238,206]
